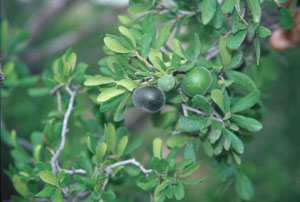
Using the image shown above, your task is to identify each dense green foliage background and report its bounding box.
[1,0,300,201]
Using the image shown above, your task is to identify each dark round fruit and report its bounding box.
[132,85,165,113]
[181,67,212,97]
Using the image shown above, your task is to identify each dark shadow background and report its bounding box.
[1,0,300,201]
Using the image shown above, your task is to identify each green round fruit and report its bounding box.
[181,67,212,97]
[158,75,175,92]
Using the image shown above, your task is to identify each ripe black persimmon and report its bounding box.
[132,85,165,113]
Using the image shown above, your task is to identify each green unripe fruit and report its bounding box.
[132,85,166,113]
[158,75,175,92]
[181,67,212,97]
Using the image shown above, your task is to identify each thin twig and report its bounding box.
[50,83,64,94]
[172,130,183,135]
[136,76,156,82]
[181,104,225,125]
[133,50,156,71]
[204,45,219,60]
[182,104,207,116]
[102,158,153,191]
[181,104,189,116]
[50,85,79,174]
[150,192,154,202]
[63,168,86,174]
[18,138,33,151]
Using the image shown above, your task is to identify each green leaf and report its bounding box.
[212,3,223,29]
[231,90,260,113]
[137,177,158,191]
[231,9,239,33]
[256,26,271,38]
[39,170,58,187]
[171,38,186,59]
[226,70,257,91]
[229,131,244,154]
[105,123,117,153]
[214,134,225,155]
[233,151,241,165]
[192,95,211,114]
[117,135,128,157]
[223,90,230,113]
[100,94,126,112]
[12,175,32,199]
[174,182,185,200]
[223,129,232,151]
[119,26,136,48]
[193,33,201,59]
[153,138,162,159]
[227,30,247,50]
[179,162,200,178]
[68,52,77,72]
[53,189,62,202]
[179,116,208,132]
[78,156,93,176]
[219,37,231,67]
[128,2,153,14]
[211,89,225,112]
[115,79,137,91]
[166,185,174,199]
[86,134,96,153]
[152,157,164,173]
[228,51,243,69]
[208,120,223,144]
[149,49,165,73]
[84,75,115,86]
[34,144,42,161]
[222,0,235,13]
[246,0,261,23]
[97,87,127,103]
[167,135,188,148]
[114,93,130,122]
[124,164,141,177]
[118,15,133,25]
[143,13,156,46]
[181,178,205,185]
[254,37,260,65]
[231,114,263,132]
[141,34,152,59]
[235,172,254,201]
[102,191,116,201]
[203,140,214,157]
[171,53,181,71]
[202,0,217,25]
[183,140,196,162]
[124,134,144,155]
[155,25,170,49]
[104,36,132,53]
[10,130,18,148]
[36,186,56,197]
[28,87,50,97]
[279,6,294,30]
[96,142,107,162]
[154,180,168,202]
[175,159,193,169]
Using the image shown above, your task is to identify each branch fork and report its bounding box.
[102,158,153,191]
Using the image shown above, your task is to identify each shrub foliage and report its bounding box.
[1,0,296,201]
